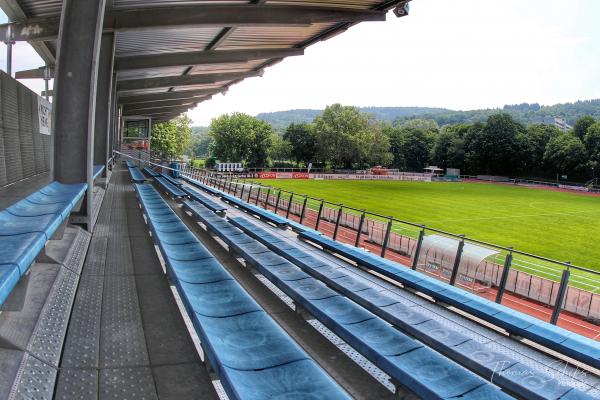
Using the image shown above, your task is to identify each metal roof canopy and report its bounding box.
[420,234,500,267]
[0,0,410,118]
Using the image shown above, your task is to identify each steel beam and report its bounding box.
[0,5,385,42]
[52,0,107,231]
[121,96,210,109]
[123,105,191,116]
[123,101,196,113]
[93,33,115,177]
[117,70,261,91]
[116,48,303,71]
[118,89,221,104]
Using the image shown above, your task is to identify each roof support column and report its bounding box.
[109,71,118,161]
[52,0,107,231]
[94,33,116,178]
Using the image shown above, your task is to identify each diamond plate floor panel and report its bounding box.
[56,168,218,400]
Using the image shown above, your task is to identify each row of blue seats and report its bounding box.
[133,184,350,400]
[296,230,600,371]
[182,176,227,197]
[0,181,87,306]
[221,192,289,227]
[166,177,600,378]
[160,173,182,187]
[185,178,325,235]
[183,201,513,400]
[181,185,227,214]
[128,165,147,183]
[229,217,595,400]
[142,167,160,177]
[154,176,186,198]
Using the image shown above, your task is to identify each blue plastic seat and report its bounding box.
[309,295,374,325]
[7,199,72,220]
[157,230,199,245]
[129,167,147,182]
[160,173,182,187]
[0,212,61,237]
[0,233,47,275]
[492,363,572,400]
[343,318,422,360]
[161,243,213,262]
[286,278,338,301]
[449,340,517,378]
[264,263,312,282]
[155,176,186,197]
[143,167,159,177]
[384,347,488,399]
[411,320,471,347]
[195,311,307,370]
[220,359,349,400]
[183,187,226,213]
[168,258,233,284]
[356,289,400,308]
[180,280,263,317]
[0,264,20,306]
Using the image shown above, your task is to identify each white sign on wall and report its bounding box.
[38,97,52,135]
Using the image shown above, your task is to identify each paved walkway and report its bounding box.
[54,169,219,400]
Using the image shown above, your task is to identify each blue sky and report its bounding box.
[2,0,599,126]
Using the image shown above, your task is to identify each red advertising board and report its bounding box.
[256,172,309,179]
[257,172,277,179]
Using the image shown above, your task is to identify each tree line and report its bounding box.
[187,104,600,181]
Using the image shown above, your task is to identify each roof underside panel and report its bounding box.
[111,0,249,9]
[17,0,61,18]
[265,0,383,8]
[3,0,401,117]
[115,27,223,57]
[117,66,190,81]
[219,23,336,49]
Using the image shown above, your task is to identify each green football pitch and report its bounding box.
[255,179,600,290]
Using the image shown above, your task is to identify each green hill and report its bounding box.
[252,100,600,131]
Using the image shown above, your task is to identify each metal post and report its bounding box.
[44,78,50,101]
[299,196,308,224]
[94,33,115,179]
[274,191,282,214]
[550,266,571,325]
[228,181,233,194]
[315,201,324,231]
[380,219,393,257]
[495,251,513,303]
[286,193,294,219]
[411,226,426,270]
[449,236,465,286]
[239,184,245,200]
[333,205,343,240]
[246,184,252,202]
[355,212,366,247]
[52,0,107,231]
[5,41,14,77]
[264,188,271,209]
[255,187,261,205]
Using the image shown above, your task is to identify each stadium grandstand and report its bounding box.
[0,1,599,400]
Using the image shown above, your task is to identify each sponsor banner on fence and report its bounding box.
[256,172,309,179]
[38,97,52,135]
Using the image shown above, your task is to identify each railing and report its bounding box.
[179,165,600,332]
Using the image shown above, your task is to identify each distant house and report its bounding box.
[542,116,573,131]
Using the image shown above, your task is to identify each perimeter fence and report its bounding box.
[179,165,600,328]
